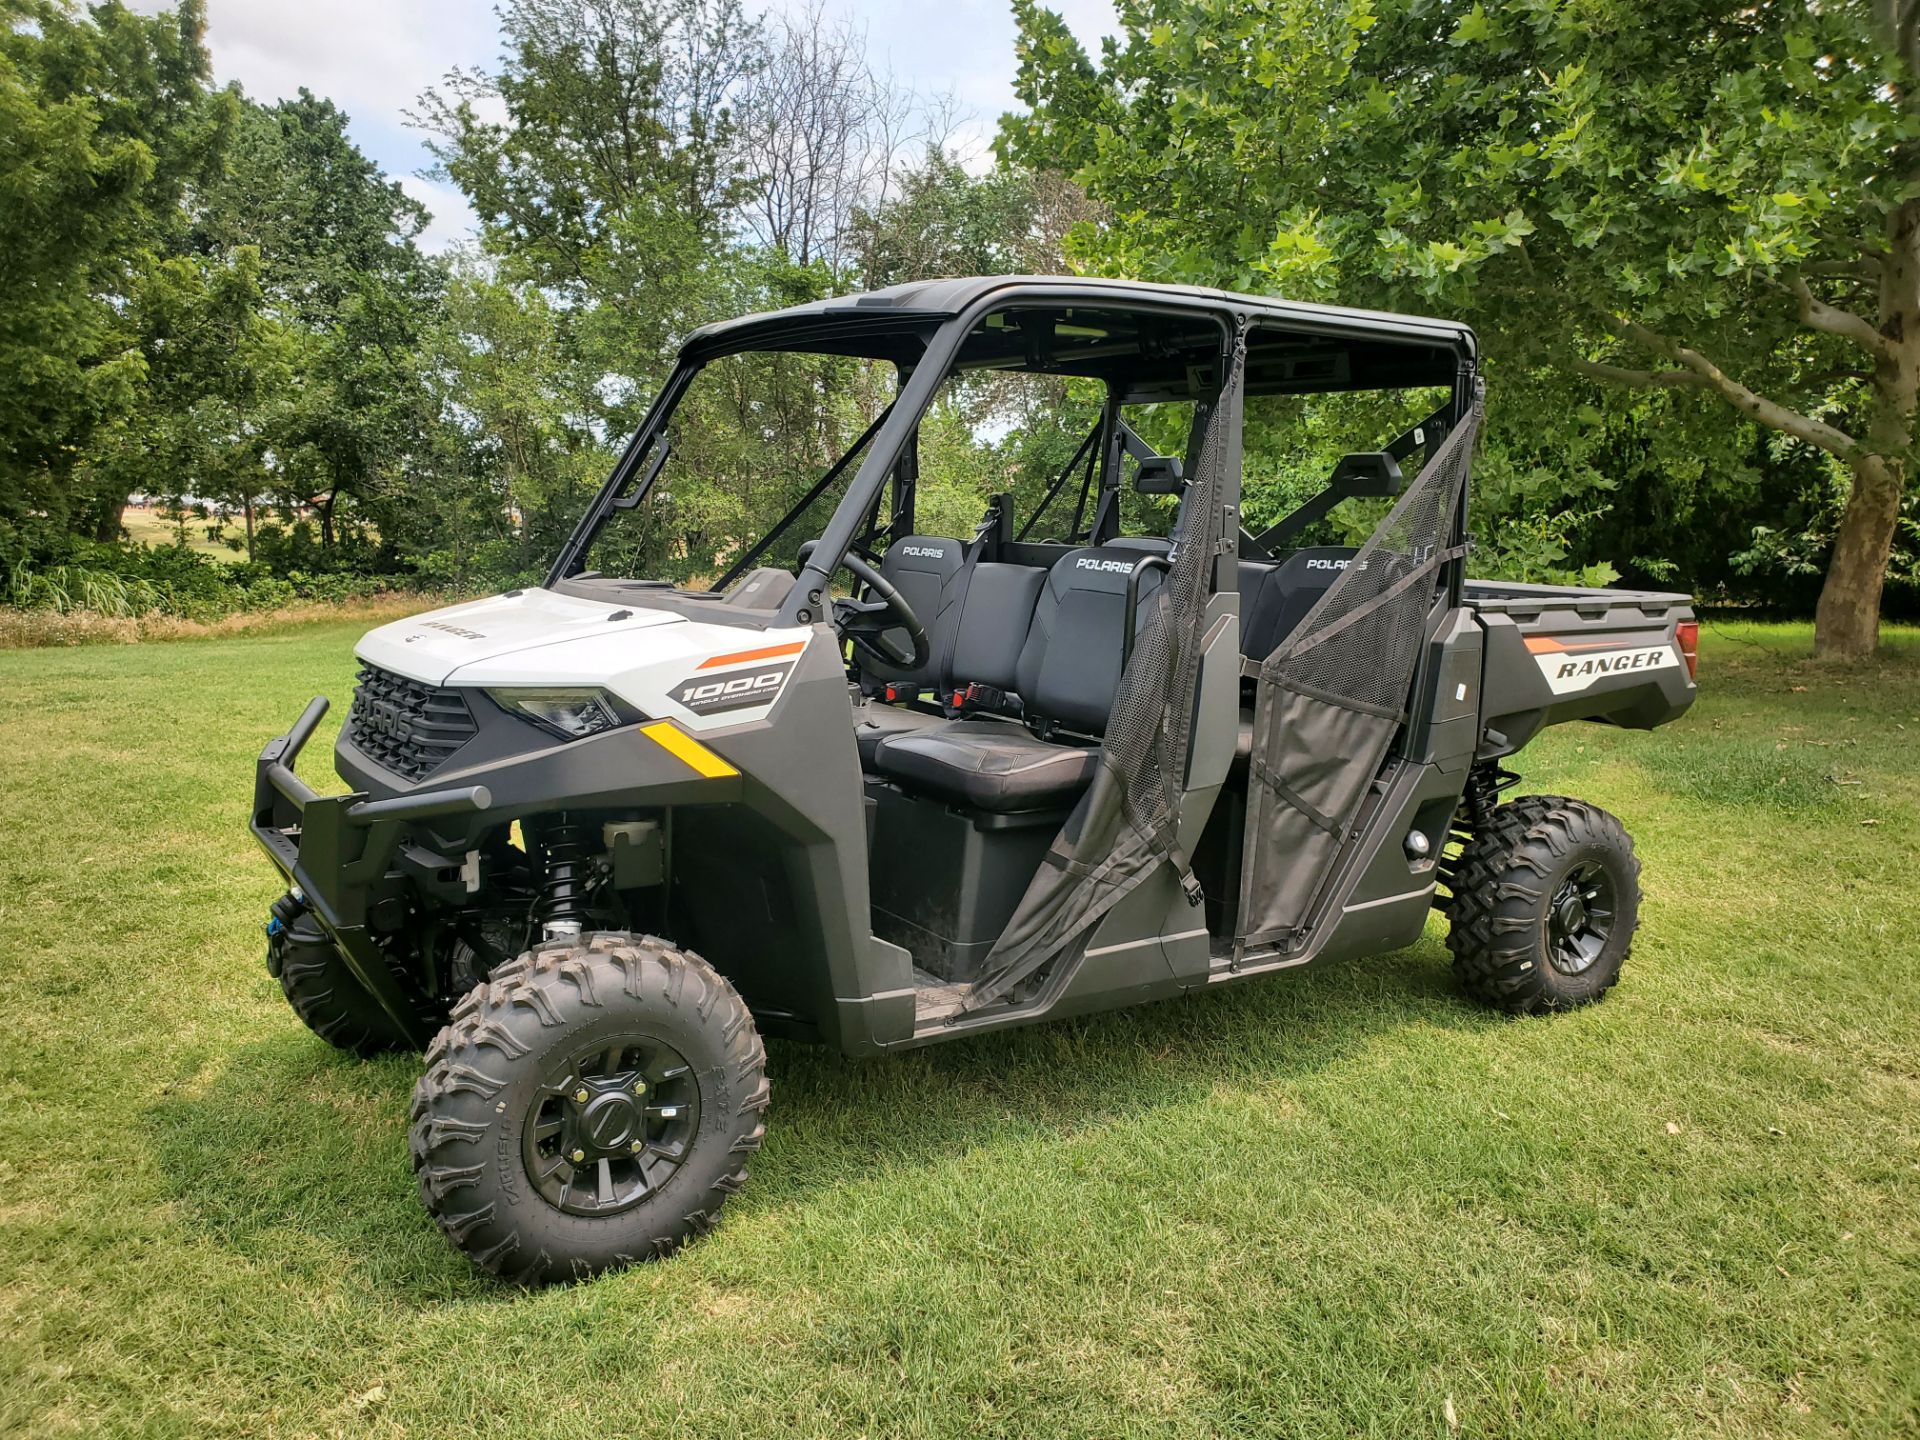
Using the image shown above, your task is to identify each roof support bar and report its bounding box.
[1016,421,1101,542]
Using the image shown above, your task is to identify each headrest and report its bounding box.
[1049,545,1155,595]
[884,535,962,569]
[1274,546,1363,586]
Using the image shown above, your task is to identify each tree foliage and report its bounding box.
[12,0,1917,653]
[416,0,762,420]
[0,0,232,545]
[1003,0,1920,653]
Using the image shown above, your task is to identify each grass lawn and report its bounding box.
[1,620,1916,1438]
[120,507,249,562]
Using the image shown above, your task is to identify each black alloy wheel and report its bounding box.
[410,933,768,1284]
[1446,795,1641,1014]
[522,1035,702,1215]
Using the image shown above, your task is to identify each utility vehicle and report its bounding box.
[250,277,1698,1283]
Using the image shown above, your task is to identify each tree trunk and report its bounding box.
[243,496,255,562]
[93,497,127,544]
[1814,454,1903,658]
[1814,195,1920,659]
[317,491,337,548]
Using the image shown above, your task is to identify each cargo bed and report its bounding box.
[1462,579,1697,758]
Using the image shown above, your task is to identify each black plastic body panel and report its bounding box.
[1467,581,1696,757]
[252,631,920,1056]
[866,780,1066,982]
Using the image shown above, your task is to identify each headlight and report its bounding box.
[487,687,627,740]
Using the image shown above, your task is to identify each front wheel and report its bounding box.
[409,933,768,1284]
[1445,795,1641,1014]
[267,893,423,1056]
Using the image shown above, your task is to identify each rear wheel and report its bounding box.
[1445,795,1640,1014]
[409,933,768,1284]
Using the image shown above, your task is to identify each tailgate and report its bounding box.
[1466,580,1697,758]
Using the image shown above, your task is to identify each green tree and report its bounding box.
[414,266,608,588]
[416,0,955,585]
[81,245,287,556]
[203,92,447,558]
[850,145,1097,287]
[417,0,763,421]
[0,0,233,546]
[1004,0,1920,656]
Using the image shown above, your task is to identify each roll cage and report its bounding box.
[545,276,1480,624]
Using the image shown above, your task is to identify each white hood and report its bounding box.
[356,589,685,685]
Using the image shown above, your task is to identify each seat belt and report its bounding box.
[934,498,1006,714]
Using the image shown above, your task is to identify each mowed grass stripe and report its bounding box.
[0,621,1915,1437]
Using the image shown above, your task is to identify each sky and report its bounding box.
[131,0,1120,254]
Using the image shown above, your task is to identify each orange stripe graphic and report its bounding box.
[696,640,806,670]
[1523,635,1634,655]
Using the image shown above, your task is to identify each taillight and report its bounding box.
[1675,620,1699,680]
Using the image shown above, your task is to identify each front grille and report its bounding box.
[346,664,477,780]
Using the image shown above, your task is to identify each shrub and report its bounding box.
[1,536,438,623]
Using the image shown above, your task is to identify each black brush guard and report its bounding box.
[251,696,492,1046]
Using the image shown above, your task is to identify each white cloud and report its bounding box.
[146,0,495,123]
[397,174,480,257]
[129,0,494,251]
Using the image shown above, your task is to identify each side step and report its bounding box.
[910,967,971,1026]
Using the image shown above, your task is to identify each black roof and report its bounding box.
[685,274,1477,358]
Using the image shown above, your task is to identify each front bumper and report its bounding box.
[251,696,492,1047]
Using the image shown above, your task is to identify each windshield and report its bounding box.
[578,349,902,589]
[557,303,1233,600]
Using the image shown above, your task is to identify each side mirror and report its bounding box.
[1135,455,1185,495]
[1327,451,1403,498]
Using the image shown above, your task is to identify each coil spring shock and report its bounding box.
[1458,763,1519,835]
[536,815,596,941]
[1437,763,1519,898]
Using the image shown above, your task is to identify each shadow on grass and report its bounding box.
[147,1037,483,1294]
[148,939,1493,1300]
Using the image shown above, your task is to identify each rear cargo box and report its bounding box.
[1466,580,1696,756]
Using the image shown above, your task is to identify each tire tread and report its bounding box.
[1445,794,1640,1015]
[409,932,767,1284]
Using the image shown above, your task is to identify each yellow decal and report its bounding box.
[641,721,740,779]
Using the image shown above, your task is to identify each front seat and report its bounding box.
[853,555,1048,769]
[867,715,1101,812]
[851,534,970,766]
[860,534,966,693]
[868,546,1159,812]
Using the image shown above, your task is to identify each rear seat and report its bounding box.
[1108,540,1356,665]
[1238,545,1357,662]
[1232,545,1361,763]
[868,546,1158,812]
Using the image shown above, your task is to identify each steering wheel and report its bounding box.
[797,541,930,673]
